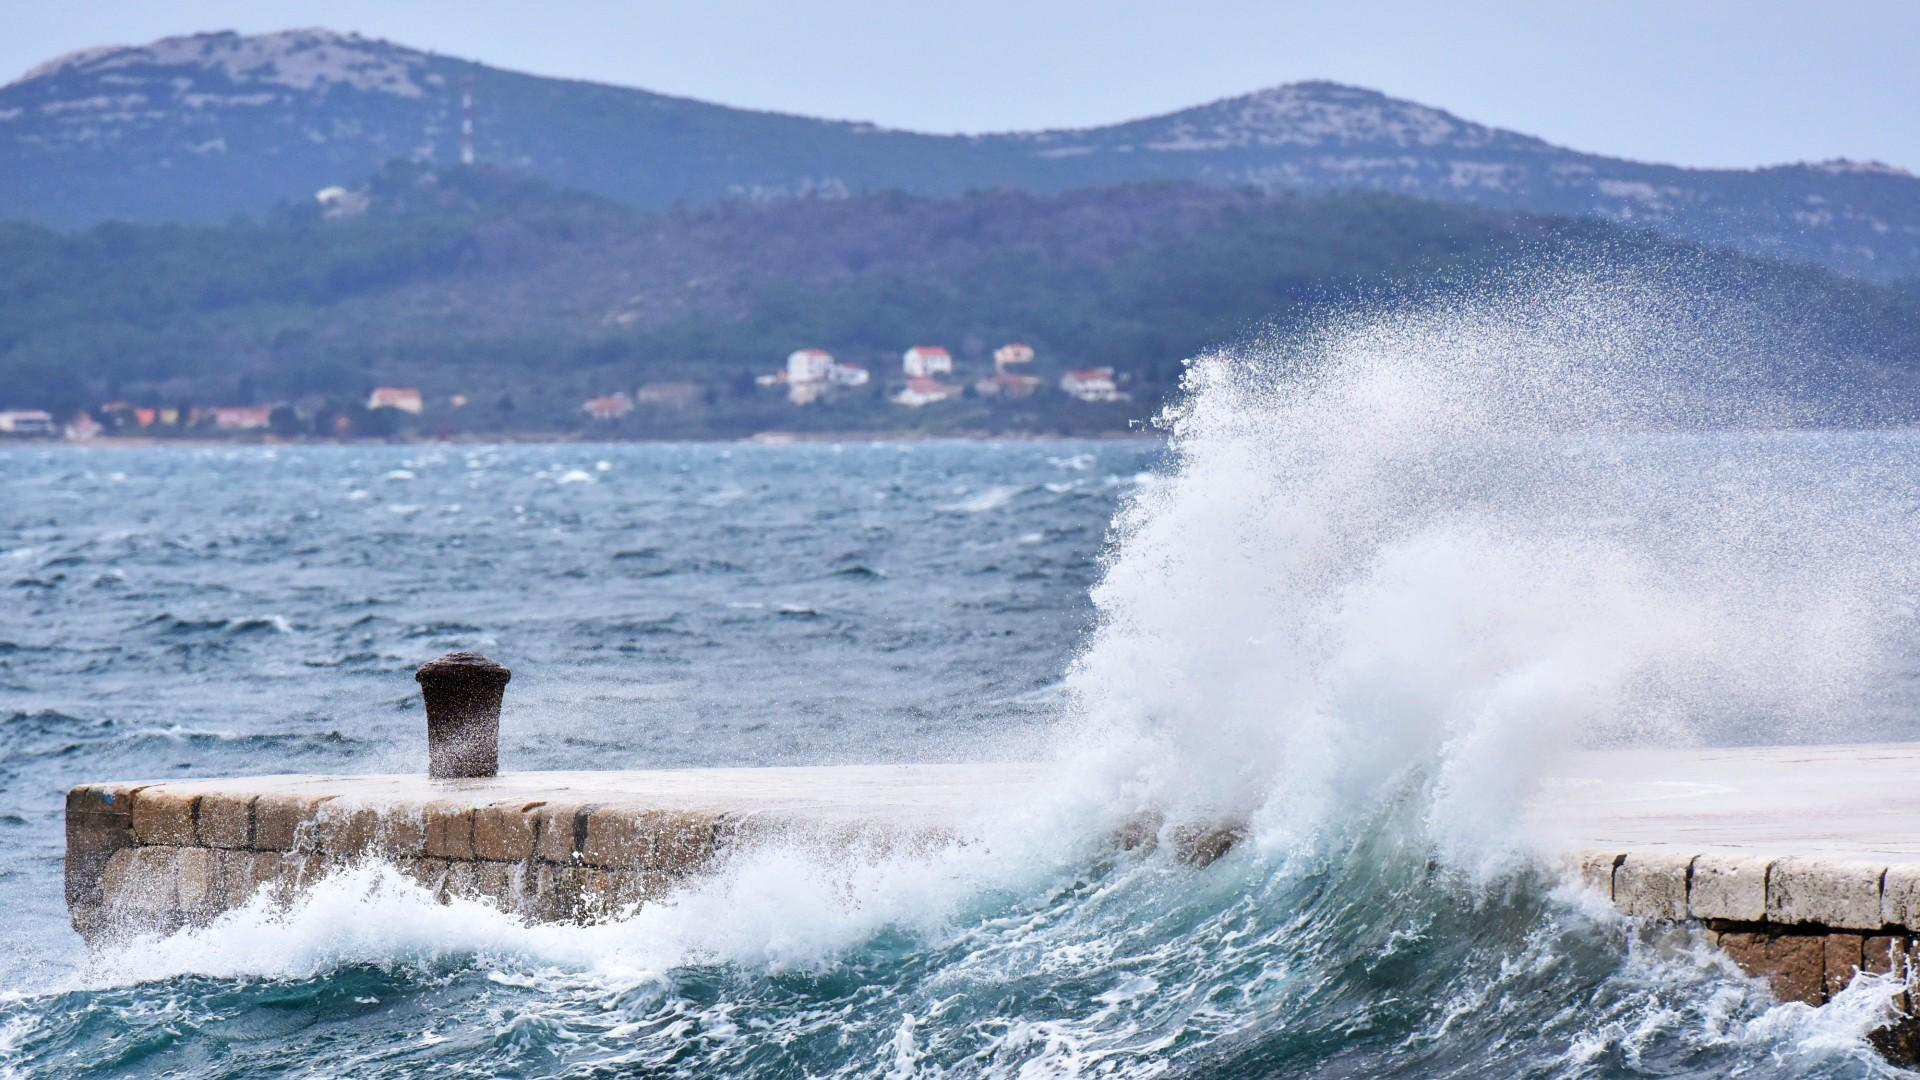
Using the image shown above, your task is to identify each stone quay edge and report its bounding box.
[64,742,1920,1048]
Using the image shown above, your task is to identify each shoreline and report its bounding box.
[0,428,1169,449]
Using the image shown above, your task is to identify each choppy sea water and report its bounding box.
[5,280,1920,1077]
[1,433,1913,1078]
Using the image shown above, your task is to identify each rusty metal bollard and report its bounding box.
[415,651,510,779]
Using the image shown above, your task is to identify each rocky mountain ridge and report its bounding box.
[3,28,1917,281]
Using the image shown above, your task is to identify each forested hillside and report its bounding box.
[2,166,1915,436]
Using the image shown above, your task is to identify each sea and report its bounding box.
[4,287,1920,1077]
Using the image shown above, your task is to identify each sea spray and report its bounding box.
[1061,271,1916,880]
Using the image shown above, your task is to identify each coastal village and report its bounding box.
[0,342,1130,440]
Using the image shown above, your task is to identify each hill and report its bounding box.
[3,29,1918,282]
[1,167,1914,437]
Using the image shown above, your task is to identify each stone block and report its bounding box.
[1863,934,1911,979]
[1767,858,1886,930]
[1171,823,1243,868]
[196,793,254,849]
[445,860,521,909]
[306,804,428,859]
[130,788,199,847]
[536,804,586,864]
[1613,853,1692,920]
[1688,855,1770,922]
[1716,931,1827,1004]
[252,793,333,851]
[1825,933,1865,999]
[267,852,329,893]
[1882,865,1920,929]
[581,808,718,871]
[100,846,180,914]
[423,803,475,861]
[1575,851,1621,898]
[530,863,588,922]
[473,803,541,862]
[66,810,137,908]
[394,857,450,896]
[311,799,428,857]
[68,783,140,816]
[216,850,281,907]
[175,847,219,912]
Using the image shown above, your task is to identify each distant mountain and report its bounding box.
[3,29,1917,282]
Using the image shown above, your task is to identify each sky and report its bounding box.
[7,0,1918,172]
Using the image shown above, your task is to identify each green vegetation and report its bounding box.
[1,165,1914,436]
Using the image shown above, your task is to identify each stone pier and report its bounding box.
[64,740,1920,1054]
[65,763,1047,941]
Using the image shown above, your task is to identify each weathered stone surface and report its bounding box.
[195,793,254,849]
[1171,823,1244,868]
[100,847,180,914]
[396,857,450,895]
[530,863,587,922]
[1768,858,1886,930]
[68,783,142,816]
[215,850,281,907]
[175,847,219,912]
[535,804,586,864]
[252,792,333,851]
[581,808,718,871]
[445,859,521,907]
[1717,931,1827,1004]
[307,804,427,859]
[1575,851,1621,898]
[1824,933,1865,999]
[473,802,541,862]
[1863,935,1911,979]
[1688,855,1770,922]
[1613,853,1692,920]
[1882,865,1920,929]
[66,809,137,910]
[131,788,199,847]
[423,803,475,861]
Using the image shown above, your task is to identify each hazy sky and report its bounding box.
[8,1,1917,171]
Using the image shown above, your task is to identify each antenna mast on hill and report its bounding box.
[460,76,476,166]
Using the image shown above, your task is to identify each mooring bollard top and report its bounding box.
[415,652,512,687]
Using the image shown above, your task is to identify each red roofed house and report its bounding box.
[1060,368,1125,403]
[893,377,957,408]
[367,387,424,414]
[902,345,953,378]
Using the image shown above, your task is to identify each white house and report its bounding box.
[894,377,957,407]
[902,345,953,378]
[829,361,870,387]
[368,387,424,414]
[1060,367,1124,403]
[0,410,56,436]
[787,348,834,384]
[993,343,1035,369]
